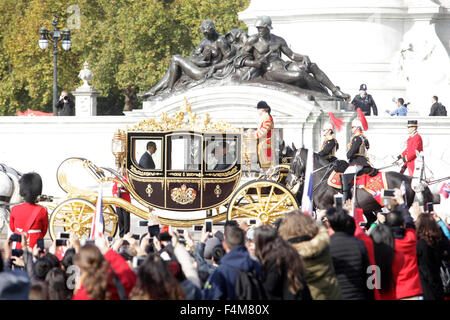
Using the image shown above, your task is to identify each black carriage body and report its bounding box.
[126,131,242,211]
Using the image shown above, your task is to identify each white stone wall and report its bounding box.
[239,0,450,116]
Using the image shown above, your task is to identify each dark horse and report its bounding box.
[285,148,434,224]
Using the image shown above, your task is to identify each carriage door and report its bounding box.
[165,133,202,210]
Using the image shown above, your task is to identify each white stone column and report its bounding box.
[72,62,99,116]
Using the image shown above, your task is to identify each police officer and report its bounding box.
[341,118,371,201]
[317,122,339,162]
[351,84,378,116]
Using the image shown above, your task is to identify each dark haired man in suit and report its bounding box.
[139,141,156,169]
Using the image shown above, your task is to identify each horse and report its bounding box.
[0,164,22,233]
[285,148,434,225]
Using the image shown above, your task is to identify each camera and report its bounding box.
[59,232,70,239]
[381,189,395,198]
[176,229,184,234]
[132,256,145,269]
[9,233,22,243]
[192,225,203,231]
[131,234,140,240]
[37,238,45,252]
[205,219,213,232]
[139,220,148,227]
[334,194,343,209]
[148,224,160,237]
[56,239,67,247]
[247,219,257,225]
[424,202,434,213]
[63,96,69,101]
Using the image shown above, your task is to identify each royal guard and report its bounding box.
[397,120,423,176]
[318,112,343,162]
[112,168,131,237]
[252,101,274,170]
[341,109,372,201]
[9,172,48,249]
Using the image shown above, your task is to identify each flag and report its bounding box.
[373,190,382,205]
[90,185,104,239]
[439,182,450,199]
[301,149,314,216]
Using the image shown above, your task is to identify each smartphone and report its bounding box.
[424,202,434,213]
[9,233,22,243]
[56,239,67,247]
[148,224,160,237]
[11,249,24,257]
[192,225,203,231]
[334,194,343,209]
[132,256,145,269]
[139,220,148,227]
[247,219,257,225]
[205,219,213,232]
[176,229,185,234]
[59,232,70,239]
[37,238,44,251]
[382,189,395,198]
[131,234,140,240]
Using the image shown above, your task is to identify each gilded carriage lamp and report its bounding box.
[112,129,126,169]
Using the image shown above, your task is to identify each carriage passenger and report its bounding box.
[9,172,48,249]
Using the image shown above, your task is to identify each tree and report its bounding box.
[0,0,250,115]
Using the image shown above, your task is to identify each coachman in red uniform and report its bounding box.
[397,120,423,177]
[9,173,48,249]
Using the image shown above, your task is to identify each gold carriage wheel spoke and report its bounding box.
[243,193,255,205]
[232,206,258,217]
[264,186,275,212]
[266,194,290,215]
[79,214,94,225]
[256,186,262,203]
[52,222,72,228]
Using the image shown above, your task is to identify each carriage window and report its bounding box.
[206,139,237,171]
[134,139,162,170]
[168,135,201,171]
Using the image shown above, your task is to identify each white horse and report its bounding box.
[0,164,22,233]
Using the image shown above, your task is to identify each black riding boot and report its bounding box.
[341,173,353,202]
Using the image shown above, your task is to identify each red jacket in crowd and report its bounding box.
[394,228,423,299]
[9,203,48,249]
[72,249,136,300]
[374,250,405,300]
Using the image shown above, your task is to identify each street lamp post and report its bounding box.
[38,14,71,116]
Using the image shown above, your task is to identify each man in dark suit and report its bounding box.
[212,142,232,171]
[139,141,156,169]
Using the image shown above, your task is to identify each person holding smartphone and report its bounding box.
[9,173,48,250]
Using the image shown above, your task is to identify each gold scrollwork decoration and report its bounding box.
[146,184,153,197]
[214,185,222,198]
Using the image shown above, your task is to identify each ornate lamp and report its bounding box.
[112,129,126,170]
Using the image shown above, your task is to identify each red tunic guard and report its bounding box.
[401,131,423,176]
[10,202,48,249]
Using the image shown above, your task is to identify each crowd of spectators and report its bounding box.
[1,187,449,301]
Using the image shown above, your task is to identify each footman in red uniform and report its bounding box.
[397,120,423,177]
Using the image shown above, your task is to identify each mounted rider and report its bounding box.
[317,113,342,163]
[341,109,376,201]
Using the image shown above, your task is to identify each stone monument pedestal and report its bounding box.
[72,61,99,116]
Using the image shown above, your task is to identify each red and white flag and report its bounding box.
[90,185,104,239]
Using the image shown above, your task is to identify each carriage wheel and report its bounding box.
[226,180,298,225]
[49,198,118,240]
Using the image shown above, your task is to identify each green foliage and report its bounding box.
[0,0,250,115]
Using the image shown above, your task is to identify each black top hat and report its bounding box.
[256,101,270,110]
[407,120,418,127]
[359,84,367,91]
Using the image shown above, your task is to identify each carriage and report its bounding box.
[45,104,299,239]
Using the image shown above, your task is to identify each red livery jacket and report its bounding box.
[255,114,274,168]
[401,132,423,176]
[112,174,131,203]
[9,203,48,249]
